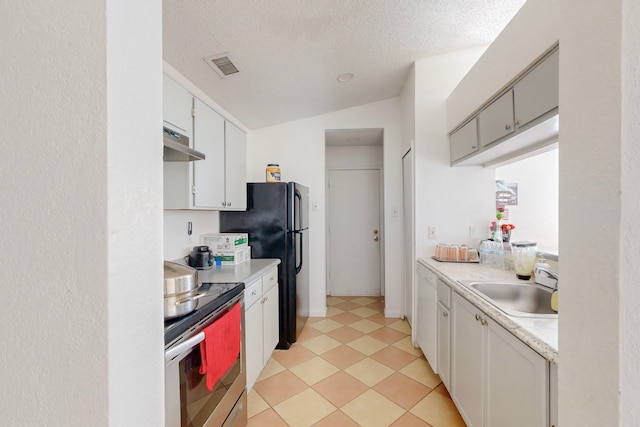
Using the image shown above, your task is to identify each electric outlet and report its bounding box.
[428,226,437,239]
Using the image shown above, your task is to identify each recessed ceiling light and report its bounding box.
[337,73,354,83]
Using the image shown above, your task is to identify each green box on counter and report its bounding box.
[202,233,249,252]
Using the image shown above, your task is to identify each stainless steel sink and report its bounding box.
[459,281,558,318]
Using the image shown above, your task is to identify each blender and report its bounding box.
[511,241,538,279]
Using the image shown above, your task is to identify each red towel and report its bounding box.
[199,303,241,391]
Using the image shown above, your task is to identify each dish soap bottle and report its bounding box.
[533,255,550,284]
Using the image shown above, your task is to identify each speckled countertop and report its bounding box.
[417,257,558,364]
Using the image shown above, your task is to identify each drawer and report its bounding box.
[244,279,261,309]
[437,279,451,308]
[262,267,278,292]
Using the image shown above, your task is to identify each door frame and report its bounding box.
[325,165,385,296]
[402,146,416,341]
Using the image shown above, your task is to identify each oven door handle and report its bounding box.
[164,332,204,362]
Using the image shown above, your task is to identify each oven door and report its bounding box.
[165,295,246,427]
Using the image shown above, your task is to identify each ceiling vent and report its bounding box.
[204,53,240,79]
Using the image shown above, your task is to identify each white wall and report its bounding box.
[164,210,221,260]
[447,0,559,130]
[495,149,559,252]
[0,1,163,426]
[413,48,496,260]
[559,0,640,424]
[248,99,404,317]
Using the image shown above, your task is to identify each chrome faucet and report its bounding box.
[535,267,558,289]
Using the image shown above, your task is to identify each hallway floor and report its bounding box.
[247,296,466,427]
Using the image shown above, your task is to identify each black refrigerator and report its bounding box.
[220,182,309,349]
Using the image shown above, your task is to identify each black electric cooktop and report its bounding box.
[163,281,244,346]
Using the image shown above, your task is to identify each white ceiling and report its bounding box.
[163,0,526,131]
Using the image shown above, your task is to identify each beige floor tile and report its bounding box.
[368,325,408,344]
[368,312,401,325]
[346,335,388,356]
[349,318,383,334]
[312,410,360,427]
[390,412,434,427]
[341,389,405,427]
[344,358,394,387]
[387,319,412,334]
[306,316,324,324]
[273,388,337,427]
[326,325,365,344]
[335,301,360,311]
[247,389,270,418]
[410,391,467,427]
[392,336,424,357]
[309,318,343,333]
[326,296,346,306]
[319,344,367,369]
[289,356,340,386]
[272,344,317,369]
[366,300,385,311]
[370,345,418,370]
[300,334,342,355]
[325,306,345,317]
[434,382,452,399]
[247,408,289,427]
[253,370,309,406]
[297,325,323,343]
[330,312,362,325]
[350,306,378,318]
[373,372,432,410]
[312,371,369,407]
[351,296,378,306]
[399,358,442,388]
[256,358,286,381]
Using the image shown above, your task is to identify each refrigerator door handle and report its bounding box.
[294,188,303,231]
[295,230,303,274]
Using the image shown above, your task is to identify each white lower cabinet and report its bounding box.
[437,301,451,389]
[416,263,438,372]
[244,267,279,392]
[451,292,549,427]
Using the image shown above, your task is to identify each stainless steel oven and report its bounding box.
[165,291,246,427]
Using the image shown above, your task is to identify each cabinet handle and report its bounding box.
[514,120,520,126]
[251,290,257,296]
[471,145,477,149]
[227,202,231,207]
[475,314,480,321]
[222,201,227,206]
[443,311,448,317]
[481,318,488,326]
[505,124,512,130]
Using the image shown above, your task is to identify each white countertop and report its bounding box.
[172,258,281,285]
[417,257,558,364]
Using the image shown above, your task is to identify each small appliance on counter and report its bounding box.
[511,241,538,279]
[187,246,214,269]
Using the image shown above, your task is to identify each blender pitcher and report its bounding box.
[511,241,538,280]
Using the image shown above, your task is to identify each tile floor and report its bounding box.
[247,296,466,427]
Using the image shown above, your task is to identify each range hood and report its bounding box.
[163,127,205,161]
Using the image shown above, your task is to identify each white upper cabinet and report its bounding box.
[163,74,247,211]
[478,90,515,148]
[163,75,193,136]
[514,49,559,130]
[450,46,559,166]
[450,118,479,163]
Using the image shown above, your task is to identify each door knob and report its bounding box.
[373,229,379,234]
[374,236,379,241]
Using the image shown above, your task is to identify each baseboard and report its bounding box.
[309,309,327,317]
[384,309,402,318]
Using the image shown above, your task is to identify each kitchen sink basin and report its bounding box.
[459,281,558,318]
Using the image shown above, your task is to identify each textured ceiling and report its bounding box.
[163,0,526,130]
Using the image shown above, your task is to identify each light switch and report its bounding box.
[428,226,437,239]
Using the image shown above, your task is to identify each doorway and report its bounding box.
[402,148,414,328]
[325,129,384,297]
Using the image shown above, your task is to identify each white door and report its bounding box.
[402,150,414,326]
[328,169,381,296]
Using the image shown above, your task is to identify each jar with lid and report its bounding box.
[266,164,281,182]
[510,241,538,280]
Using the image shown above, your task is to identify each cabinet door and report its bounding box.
[450,118,479,162]
[437,302,451,389]
[550,362,558,427]
[451,293,485,427]
[514,49,559,130]
[163,75,193,136]
[193,98,225,209]
[478,90,515,147]
[262,284,279,365]
[223,121,247,210]
[485,317,548,427]
[244,301,263,392]
[416,265,438,372]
